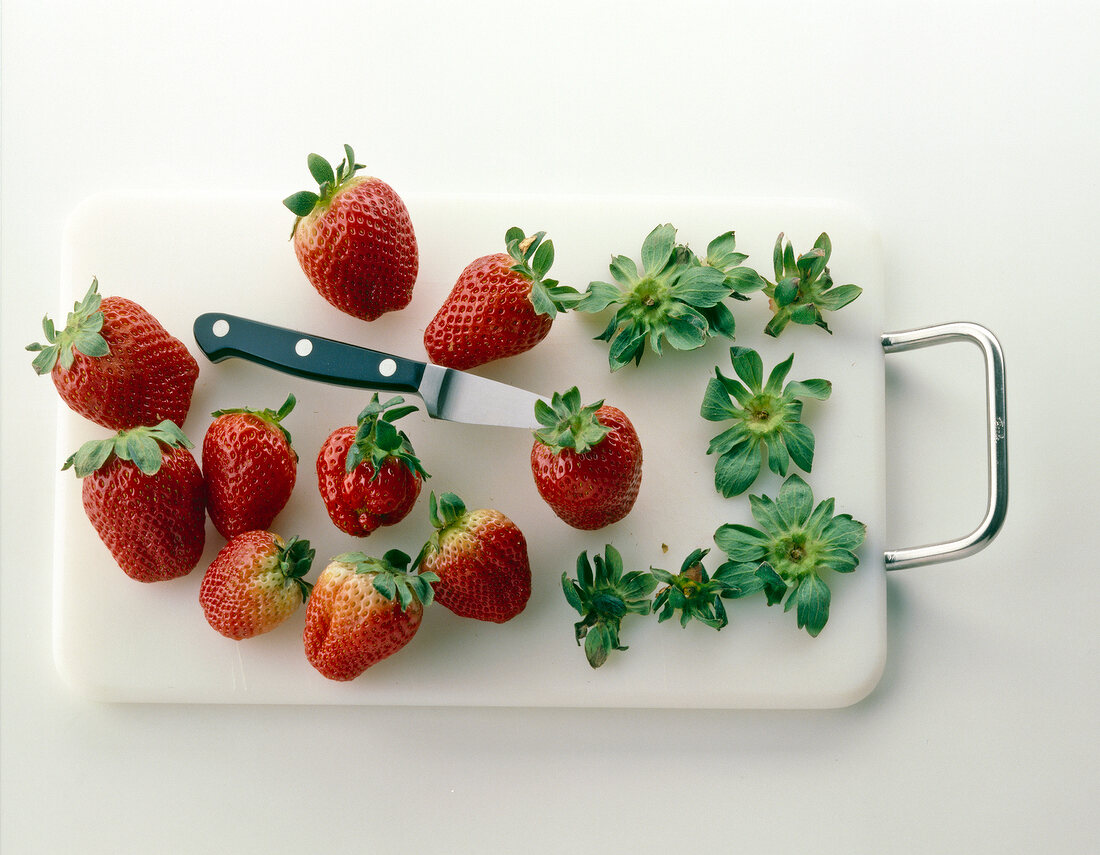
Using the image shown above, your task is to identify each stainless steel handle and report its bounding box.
[881,322,1008,570]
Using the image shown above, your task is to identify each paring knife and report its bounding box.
[193,313,546,430]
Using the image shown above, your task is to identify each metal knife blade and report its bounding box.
[193,313,546,430]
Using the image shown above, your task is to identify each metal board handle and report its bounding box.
[881,322,1008,570]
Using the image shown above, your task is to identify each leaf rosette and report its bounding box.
[713,475,867,637]
[701,346,832,497]
[575,224,765,372]
[762,232,863,337]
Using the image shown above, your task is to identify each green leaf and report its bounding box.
[706,423,750,456]
[773,278,799,308]
[576,281,623,313]
[700,302,736,340]
[790,303,820,325]
[772,234,785,281]
[755,563,789,606]
[705,231,738,261]
[372,573,396,602]
[711,562,764,598]
[766,432,790,476]
[713,523,770,562]
[528,281,556,317]
[783,378,832,401]
[584,622,613,668]
[776,474,815,527]
[700,378,737,422]
[730,347,764,392]
[715,367,753,408]
[748,493,787,534]
[282,190,320,217]
[724,266,766,295]
[823,515,868,551]
[817,283,864,311]
[663,303,708,351]
[640,224,676,275]
[307,153,335,186]
[670,265,731,308]
[714,439,762,497]
[531,238,554,279]
[608,256,639,288]
[782,422,816,472]
[795,572,831,637]
[763,353,795,395]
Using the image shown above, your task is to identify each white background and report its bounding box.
[2,1,1097,852]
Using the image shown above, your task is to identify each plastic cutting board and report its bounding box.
[53,190,886,707]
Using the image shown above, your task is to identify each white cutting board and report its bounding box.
[53,190,886,707]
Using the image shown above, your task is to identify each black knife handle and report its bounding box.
[193,313,427,395]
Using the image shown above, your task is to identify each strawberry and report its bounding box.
[283,144,418,321]
[303,550,437,681]
[530,387,643,530]
[316,394,429,536]
[414,492,531,623]
[199,531,315,639]
[203,394,298,539]
[28,278,199,430]
[63,421,206,583]
[423,227,580,369]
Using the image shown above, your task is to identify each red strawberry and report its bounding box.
[530,387,643,530]
[63,421,206,582]
[203,394,298,539]
[199,531,315,639]
[316,394,428,536]
[414,492,531,623]
[303,550,437,681]
[423,227,580,369]
[283,145,418,321]
[28,278,199,430]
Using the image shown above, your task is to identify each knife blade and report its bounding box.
[193,313,546,430]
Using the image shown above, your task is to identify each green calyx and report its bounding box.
[62,420,193,478]
[276,535,316,602]
[333,548,438,613]
[561,544,657,668]
[713,474,867,637]
[700,346,832,497]
[503,227,582,318]
[282,144,366,237]
[345,394,430,481]
[27,277,110,375]
[574,224,766,372]
[763,232,863,337]
[212,393,298,457]
[413,491,469,569]
[651,548,742,630]
[532,386,611,455]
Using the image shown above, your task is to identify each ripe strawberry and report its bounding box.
[283,144,418,321]
[303,550,437,681]
[28,278,199,430]
[423,227,580,369]
[316,394,429,536]
[203,394,298,539]
[63,421,206,583]
[199,531,315,639]
[530,387,643,530]
[414,492,531,623]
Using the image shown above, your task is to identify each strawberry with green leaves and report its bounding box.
[303,550,437,681]
[284,145,418,321]
[574,224,765,371]
[63,421,206,583]
[316,395,429,536]
[423,227,580,369]
[762,232,862,337]
[28,278,199,430]
[415,492,531,623]
[530,387,643,530]
[199,531,315,640]
[203,394,298,539]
